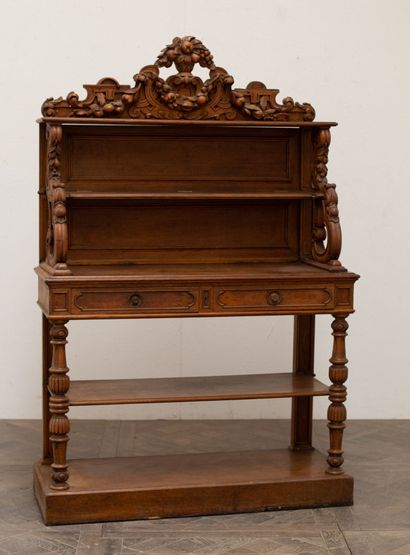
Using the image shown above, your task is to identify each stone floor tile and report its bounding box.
[75,537,122,555]
[344,530,410,554]
[320,528,351,553]
[1,419,410,552]
[0,532,77,554]
[121,531,330,554]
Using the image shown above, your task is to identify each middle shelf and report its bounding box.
[68,373,328,406]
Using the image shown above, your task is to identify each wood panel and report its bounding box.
[73,288,199,313]
[215,286,334,311]
[67,201,299,264]
[62,126,300,194]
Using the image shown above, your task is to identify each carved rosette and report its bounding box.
[46,125,71,275]
[41,36,315,122]
[48,322,70,489]
[311,129,342,266]
[327,315,349,474]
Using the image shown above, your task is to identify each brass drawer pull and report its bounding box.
[267,291,281,305]
[129,294,143,307]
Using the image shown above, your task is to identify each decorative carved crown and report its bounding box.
[41,36,315,122]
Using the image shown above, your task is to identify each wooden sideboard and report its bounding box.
[34,36,359,525]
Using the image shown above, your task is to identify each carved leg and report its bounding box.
[290,315,315,450]
[42,315,52,463]
[48,321,70,490]
[327,314,349,474]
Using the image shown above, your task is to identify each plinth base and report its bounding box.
[34,449,353,525]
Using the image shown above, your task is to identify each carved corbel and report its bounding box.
[311,129,342,267]
[45,124,71,275]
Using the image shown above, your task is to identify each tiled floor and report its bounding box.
[0,419,409,554]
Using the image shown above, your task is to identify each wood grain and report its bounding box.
[68,373,329,406]
[34,449,353,525]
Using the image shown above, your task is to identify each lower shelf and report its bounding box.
[68,373,329,406]
[34,449,353,525]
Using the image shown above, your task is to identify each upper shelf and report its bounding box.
[39,117,337,128]
[67,191,324,201]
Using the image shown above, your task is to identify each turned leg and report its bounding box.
[48,321,70,490]
[42,315,52,463]
[327,314,349,474]
[290,315,315,450]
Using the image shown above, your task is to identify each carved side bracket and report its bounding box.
[45,124,71,275]
[311,129,342,266]
[41,36,315,122]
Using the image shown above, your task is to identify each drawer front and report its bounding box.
[72,289,199,314]
[215,287,334,312]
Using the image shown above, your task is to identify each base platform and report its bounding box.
[34,448,353,525]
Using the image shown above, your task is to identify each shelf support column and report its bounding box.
[326,314,349,474]
[42,315,52,463]
[290,315,315,450]
[48,320,70,490]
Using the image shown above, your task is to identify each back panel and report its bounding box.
[59,124,304,265]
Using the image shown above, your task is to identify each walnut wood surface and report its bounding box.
[39,261,353,280]
[327,314,349,474]
[34,449,353,525]
[39,117,337,126]
[67,191,323,200]
[48,321,70,490]
[36,262,357,320]
[68,373,328,406]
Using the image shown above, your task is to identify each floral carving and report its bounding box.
[157,36,215,72]
[42,78,128,119]
[41,36,315,122]
[312,129,342,266]
[45,125,71,275]
[232,81,315,121]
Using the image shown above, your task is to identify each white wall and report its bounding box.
[1,0,409,420]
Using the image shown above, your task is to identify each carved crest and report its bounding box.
[42,36,315,122]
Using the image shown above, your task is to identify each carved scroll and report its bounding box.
[311,129,342,266]
[41,36,315,122]
[45,124,71,275]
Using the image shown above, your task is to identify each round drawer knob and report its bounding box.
[267,291,281,306]
[129,294,142,307]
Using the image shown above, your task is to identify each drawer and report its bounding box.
[215,286,334,312]
[72,288,200,314]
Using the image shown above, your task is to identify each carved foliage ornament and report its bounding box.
[45,124,71,275]
[312,129,342,266]
[41,36,315,122]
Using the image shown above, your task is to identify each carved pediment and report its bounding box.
[41,36,315,122]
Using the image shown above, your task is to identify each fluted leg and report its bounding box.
[42,315,52,463]
[48,321,70,490]
[326,314,349,474]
